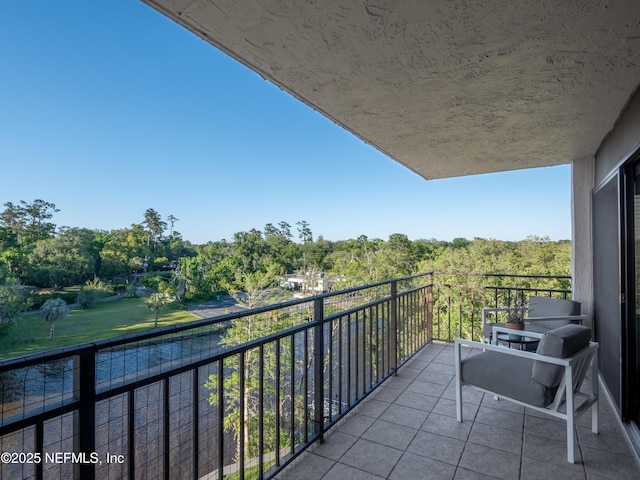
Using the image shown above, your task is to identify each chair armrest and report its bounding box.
[482,307,514,315]
[491,326,544,344]
[456,335,599,366]
[454,336,570,366]
[525,314,587,324]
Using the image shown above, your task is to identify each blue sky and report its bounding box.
[0,1,571,245]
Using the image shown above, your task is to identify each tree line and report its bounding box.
[0,198,571,321]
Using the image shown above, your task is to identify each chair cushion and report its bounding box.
[527,296,581,317]
[532,324,591,388]
[526,296,581,331]
[461,351,554,407]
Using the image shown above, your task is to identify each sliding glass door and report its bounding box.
[623,160,640,429]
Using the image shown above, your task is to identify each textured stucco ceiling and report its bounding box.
[143,0,640,179]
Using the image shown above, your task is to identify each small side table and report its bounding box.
[496,332,540,351]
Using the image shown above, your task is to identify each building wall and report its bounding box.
[592,89,640,412]
[595,93,640,186]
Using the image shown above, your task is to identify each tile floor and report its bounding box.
[276,342,640,480]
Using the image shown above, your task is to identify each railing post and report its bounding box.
[390,281,398,375]
[427,273,433,342]
[73,350,96,480]
[313,296,325,443]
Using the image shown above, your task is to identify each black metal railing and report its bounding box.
[0,272,570,480]
[0,273,433,480]
[430,272,572,342]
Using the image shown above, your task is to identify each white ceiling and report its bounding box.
[143,0,640,179]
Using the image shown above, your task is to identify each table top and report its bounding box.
[496,332,540,344]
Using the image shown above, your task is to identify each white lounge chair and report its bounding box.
[454,324,599,463]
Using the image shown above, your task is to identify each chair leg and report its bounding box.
[455,382,463,423]
[566,368,575,463]
[567,414,575,463]
[592,355,599,434]
[454,342,463,422]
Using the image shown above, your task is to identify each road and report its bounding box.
[187,295,247,320]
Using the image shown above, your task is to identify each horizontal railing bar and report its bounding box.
[435,271,571,279]
[323,285,430,325]
[434,284,570,292]
[324,297,393,323]
[0,398,78,436]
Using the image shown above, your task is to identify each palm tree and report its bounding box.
[41,298,68,341]
[145,293,170,328]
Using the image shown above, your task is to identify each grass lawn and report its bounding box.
[0,298,200,361]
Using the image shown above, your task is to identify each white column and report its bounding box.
[571,157,595,329]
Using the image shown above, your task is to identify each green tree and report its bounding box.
[263,223,279,238]
[228,229,268,274]
[222,261,287,309]
[76,276,113,309]
[97,229,135,279]
[0,226,18,251]
[142,208,167,246]
[22,199,59,242]
[0,281,34,326]
[96,225,167,279]
[377,233,417,277]
[299,235,335,272]
[264,221,299,273]
[177,240,231,299]
[141,209,167,268]
[205,310,302,462]
[296,220,313,244]
[413,238,447,263]
[0,199,59,245]
[0,202,25,244]
[452,237,471,249]
[174,256,215,301]
[278,221,292,240]
[162,232,196,264]
[41,298,68,341]
[0,244,27,281]
[330,235,385,285]
[26,234,96,288]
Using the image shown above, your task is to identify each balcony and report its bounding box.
[1,273,639,479]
